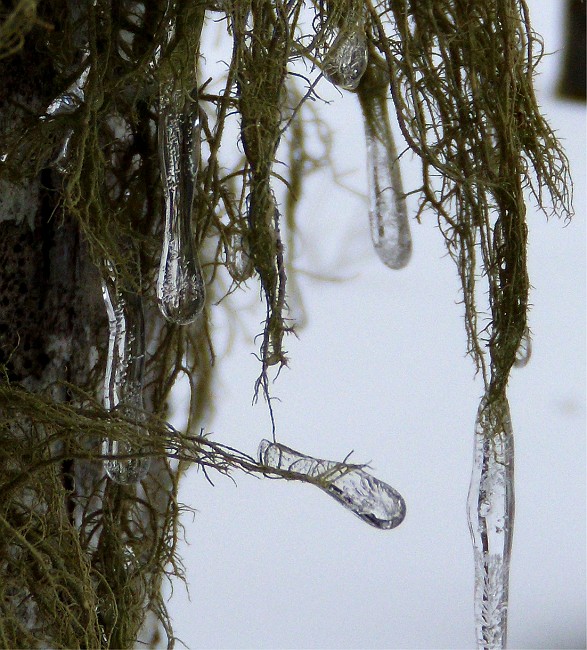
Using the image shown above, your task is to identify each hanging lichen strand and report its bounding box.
[369,1,570,647]
[230,0,291,380]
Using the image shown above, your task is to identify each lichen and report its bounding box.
[0,0,572,647]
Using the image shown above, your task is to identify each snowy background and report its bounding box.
[163,1,586,648]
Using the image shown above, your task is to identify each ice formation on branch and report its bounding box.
[101,262,150,484]
[226,231,254,282]
[513,328,532,368]
[156,86,206,325]
[258,439,406,529]
[44,57,89,173]
[467,397,515,650]
[358,70,412,270]
[323,27,368,91]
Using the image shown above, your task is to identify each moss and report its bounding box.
[0,0,572,646]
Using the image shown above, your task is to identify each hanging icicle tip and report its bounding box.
[101,260,150,484]
[156,86,206,326]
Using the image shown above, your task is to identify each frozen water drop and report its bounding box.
[359,86,412,269]
[479,498,492,517]
[513,327,532,368]
[101,262,150,484]
[467,396,515,649]
[226,231,254,282]
[157,87,206,325]
[45,62,89,117]
[258,440,406,530]
[51,130,74,174]
[323,29,368,91]
[102,438,149,485]
[43,59,89,172]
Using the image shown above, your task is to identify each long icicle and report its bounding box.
[101,262,150,484]
[258,439,406,530]
[358,64,412,270]
[156,85,206,325]
[467,396,515,649]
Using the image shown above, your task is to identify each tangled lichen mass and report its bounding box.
[0,0,572,647]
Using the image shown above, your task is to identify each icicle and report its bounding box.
[513,327,532,368]
[225,231,254,282]
[323,27,368,91]
[44,58,90,172]
[157,87,206,325]
[101,262,150,484]
[258,439,406,530]
[45,60,89,118]
[467,396,515,650]
[358,79,412,269]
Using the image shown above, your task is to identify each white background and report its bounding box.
[163,1,586,648]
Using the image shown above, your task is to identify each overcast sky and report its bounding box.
[163,2,586,648]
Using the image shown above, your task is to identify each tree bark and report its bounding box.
[558,0,586,100]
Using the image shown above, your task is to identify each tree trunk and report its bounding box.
[0,23,172,648]
[558,0,586,100]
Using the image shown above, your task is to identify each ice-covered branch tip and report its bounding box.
[258,440,406,530]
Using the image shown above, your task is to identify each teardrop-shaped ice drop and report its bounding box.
[157,87,206,325]
[513,327,532,368]
[323,28,368,91]
[358,83,412,269]
[225,231,254,282]
[101,263,150,484]
[467,396,515,649]
[258,440,406,529]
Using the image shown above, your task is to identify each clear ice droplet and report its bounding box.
[101,263,150,484]
[323,28,368,91]
[225,231,254,282]
[157,88,206,325]
[360,90,412,269]
[45,61,90,117]
[467,396,515,649]
[513,327,532,368]
[258,440,406,530]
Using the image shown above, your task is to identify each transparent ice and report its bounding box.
[361,94,412,269]
[101,262,150,484]
[225,231,254,282]
[157,87,206,325]
[258,440,406,530]
[467,397,515,649]
[323,28,368,91]
[44,57,89,173]
[513,327,532,368]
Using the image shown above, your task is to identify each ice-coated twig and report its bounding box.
[358,71,412,270]
[467,396,515,649]
[258,439,406,530]
[156,85,206,325]
[101,261,150,484]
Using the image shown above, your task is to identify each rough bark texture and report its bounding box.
[558,0,586,100]
[0,33,167,648]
